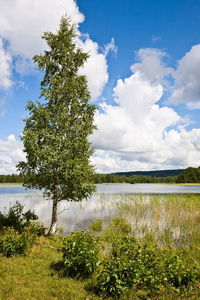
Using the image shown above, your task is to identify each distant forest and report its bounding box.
[94,167,200,184]
[0,174,24,183]
[1,167,200,184]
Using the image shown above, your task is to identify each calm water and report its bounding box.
[0,184,200,234]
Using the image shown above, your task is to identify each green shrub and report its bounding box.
[0,227,36,257]
[163,253,199,289]
[0,201,25,232]
[87,257,130,298]
[0,201,46,235]
[87,237,160,297]
[62,231,99,278]
[87,235,200,298]
[26,221,46,236]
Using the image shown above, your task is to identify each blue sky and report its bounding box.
[0,0,200,174]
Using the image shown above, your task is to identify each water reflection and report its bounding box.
[0,190,122,233]
[0,184,200,235]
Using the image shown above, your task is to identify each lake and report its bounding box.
[1,184,200,234]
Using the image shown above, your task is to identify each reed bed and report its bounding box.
[92,193,200,247]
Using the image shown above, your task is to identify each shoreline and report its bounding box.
[0,183,23,186]
[0,182,200,187]
[97,182,200,186]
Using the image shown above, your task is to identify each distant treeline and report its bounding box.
[114,169,184,177]
[176,167,200,183]
[94,174,177,184]
[0,174,23,183]
[0,167,200,184]
[94,167,200,184]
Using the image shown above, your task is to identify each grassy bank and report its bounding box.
[1,194,200,299]
[0,183,22,186]
[0,236,101,300]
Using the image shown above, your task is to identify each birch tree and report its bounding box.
[17,17,96,234]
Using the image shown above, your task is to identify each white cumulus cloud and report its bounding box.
[169,44,200,108]
[131,48,172,85]
[0,0,84,58]
[92,72,179,153]
[91,66,200,173]
[0,38,12,89]
[0,0,110,99]
[78,36,109,100]
[0,135,25,174]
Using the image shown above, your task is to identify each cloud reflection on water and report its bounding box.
[0,184,200,234]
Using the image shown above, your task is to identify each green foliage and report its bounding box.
[17,16,96,234]
[26,221,46,236]
[0,202,46,236]
[0,201,25,232]
[163,253,199,289]
[112,217,131,234]
[93,167,200,183]
[62,231,99,278]
[2,167,200,185]
[0,203,43,258]
[89,219,103,232]
[3,167,200,184]
[93,173,177,184]
[2,194,200,299]
[0,227,36,257]
[88,257,130,298]
[176,166,200,183]
[87,234,200,298]
[0,173,23,183]
[17,17,96,200]
[0,237,99,300]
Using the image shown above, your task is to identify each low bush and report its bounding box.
[62,231,99,278]
[163,253,199,289]
[0,201,46,236]
[87,257,131,298]
[26,221,46,236]
[87,235,200,298]
[0,227,36,257]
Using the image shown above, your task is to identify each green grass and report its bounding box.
[89,219,103,232]
[0,183,22,186]
[2,231,200,299]
[1,193,200,299]
[0,236,102,300]
[114,193,200,245]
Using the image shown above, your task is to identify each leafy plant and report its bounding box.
[62,231,99,278]
[17,17,96,235]
[26,221,46,236]
[87,234,200,298]
[0,227,36,257]
[163,253,199,288]
[0,201,46,236]
[0,201,24,232]
[87,257,130,298]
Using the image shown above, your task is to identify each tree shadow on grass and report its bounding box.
[50,260,66,278]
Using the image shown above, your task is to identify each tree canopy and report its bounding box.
[176,166,200,183]
[17,17,96,234]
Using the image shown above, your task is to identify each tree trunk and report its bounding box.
[48,197,58,235]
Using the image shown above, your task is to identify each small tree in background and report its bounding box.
[17,17,96,235]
